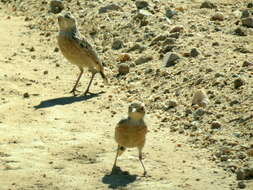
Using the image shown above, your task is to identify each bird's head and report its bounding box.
[58,11,77,31]
[128,103,145,120]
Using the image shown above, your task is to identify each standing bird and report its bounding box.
[57,12,108,96]
[113,103,148,176]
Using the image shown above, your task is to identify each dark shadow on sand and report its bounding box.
[34,92,104,109]
[102,166,137,189]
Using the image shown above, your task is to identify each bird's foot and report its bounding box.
[70,88,80,96]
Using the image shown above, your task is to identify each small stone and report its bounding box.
[190,48,200,57]
[116,54,131,62]
[234,78,245,89]
[247,149,253,157]
[165,8,177,19]
[163,52,180,67]
[192,89,209,107]
[242,61,253,67]
[194,108,205,116]
[234,27,247,36]
[211,121,221,129]
[112,39,124,50]
[170,26,184,33]
[54,47,59,52]
[241,10,250,18]
[242,17,253,28]
[136,9,152,19]
[238,181,246,189]
[220,155,228,161]
[168,100,177,108]
[43,70,48,75]
[49,0,64,14]
[127,44,146,53]
[211,13,224,21]
[247,3,253,8]
[200,1,216,9]
[135,1,149,9]
[23,92,30,98]
[98,4,121,14]
[29,47,35,52]
[135,55,153,65]
[118,63,129,75]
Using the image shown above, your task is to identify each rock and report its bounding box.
[241,10,250,18]
[211,13,225,21]
[234,27,247,36]
[135,1,149,9]
[163,52,180,67]
[49,0,64,14]
[234,78,245,89]
[194,108,205,117]
[220,155,228,161]
[236,167,253,180]
[23,92,30,98]
[190,48,200,57]
[112,39,124,50]
[242,17,253,28]
[200,1,216,9]
[136,9,152,19]
[237,181,246,189]
[242,61,253,67]
[43,70,48,75]
[211,121,221,129]
[247,149,253,157]
[170,26,184,33]
[165,8,177,18]
[248,3,253,8]
[98,4,121,13]
[167,100,177,108]
[135,55,153,65]
[192,89,209,107]
[127,44,146,53]
[118,63,129,75]
[116,54,131,62]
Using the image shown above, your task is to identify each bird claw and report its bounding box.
[70,89,81,96]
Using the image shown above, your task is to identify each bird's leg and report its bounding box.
[83,72,96,96]
[112,145,125,172]
[70,68,83,96]
[138,147,147,176]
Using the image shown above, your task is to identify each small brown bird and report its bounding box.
[57,11,108,96]
[113,103,148,176]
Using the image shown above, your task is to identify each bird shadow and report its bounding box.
[34,92,104,109]
[102,166,137,189]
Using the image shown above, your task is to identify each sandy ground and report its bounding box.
[0,0,253,190]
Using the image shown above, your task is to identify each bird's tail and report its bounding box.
[100,71,108,85]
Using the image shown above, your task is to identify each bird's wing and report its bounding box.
[72,32,102,64]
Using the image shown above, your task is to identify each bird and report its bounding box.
[113,103,148,176]
[57,11,108,96]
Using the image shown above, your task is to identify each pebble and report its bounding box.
[190,48,200,57]
[211,13,225,21]
[242,17,253,28]
[211,121,221,129]
[248,3,253,8]
[118,63,129,75]
[194,108,205,117]
[163,52,180,67]
[98,4,121,14]
[167,100,177,108]
[23,92,30,98]
[127,44,146,53]
[234,27,247,36]
[170,26,184,33]
[242,61,253,67]
[237,181,246,189]
[116,54,131,62]
[49,0,64,14]
[234,78,245,89]
[135,1,149,9]
[112,39,124,50]
[135,55,153,65]
[236,167,253,180]
[165,8,177,19]
[136,9,152,19]
[241,10,250,18]
[200,1,217,9]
